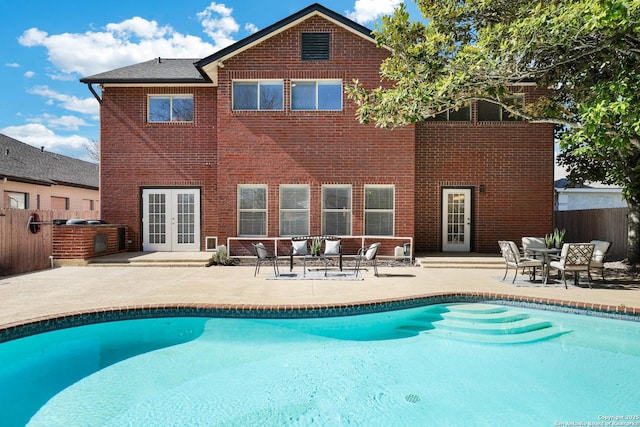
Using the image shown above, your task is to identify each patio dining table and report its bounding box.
[528,247,562,284]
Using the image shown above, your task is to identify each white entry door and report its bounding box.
[442,188,471,252]
[142,188,200,251]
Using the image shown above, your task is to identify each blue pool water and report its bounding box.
[1,303,639,426]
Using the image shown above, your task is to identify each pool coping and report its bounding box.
[1,292,638,344]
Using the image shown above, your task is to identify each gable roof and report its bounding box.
[79,4,375,87]
[0,133,98,189]
[80,58,208,85]
[196,3,373,67]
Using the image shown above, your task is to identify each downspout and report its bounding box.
[86,83,103,104]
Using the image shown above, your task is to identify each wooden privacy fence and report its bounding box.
[554,207,629,261]
[0,209,100,277]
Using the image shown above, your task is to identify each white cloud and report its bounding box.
[347,0,403,24]
[27,114,92,131]
[6,63,20,68]
[1,123,91,151]
[27,86,99,116]
[197,2,240,48]
[24,71,35,78]
[17,13,222,77]
[245,23,258,34]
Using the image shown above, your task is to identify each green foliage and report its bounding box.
[347,0,640,262]
[210,247,238,266]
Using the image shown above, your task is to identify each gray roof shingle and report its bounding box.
[0,133,98,189]
[80,58,207,84]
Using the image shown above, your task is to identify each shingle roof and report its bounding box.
[0,133,98,189]
[80,58,208,84]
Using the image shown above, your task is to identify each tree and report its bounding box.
[84,139,100,163]
[347,0,640,265]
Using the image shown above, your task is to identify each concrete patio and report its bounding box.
[1,253,639,329]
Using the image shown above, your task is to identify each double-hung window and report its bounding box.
[291,80,342,111]
[322,185,351,236]
[280,185,309,236]
[427,104,471,121]
[148,95,194,122]
[364,186,395,236]
[238,185,267,236]
[232,80,284,111]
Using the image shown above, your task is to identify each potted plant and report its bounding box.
[544,234,555,249]
[310,237,322,256]
[553,228,566,249]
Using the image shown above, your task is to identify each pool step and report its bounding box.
[401,303,569,344]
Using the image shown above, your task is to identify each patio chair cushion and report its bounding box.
[324,239,341,255]
[365,244,378,260]
[590,240,610,266]
[292,239,308,255]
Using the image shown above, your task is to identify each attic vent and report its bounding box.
[301,32,330,61]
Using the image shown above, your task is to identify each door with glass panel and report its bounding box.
[442,188,471,252]
[142,189,200,251]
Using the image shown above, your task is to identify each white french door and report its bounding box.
[442,188,472,252]
[142,188,200,251]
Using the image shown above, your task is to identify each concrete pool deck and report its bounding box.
[1,256,639,330]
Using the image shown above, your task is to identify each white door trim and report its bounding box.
[442,188,472,252]
[142,188,201,252]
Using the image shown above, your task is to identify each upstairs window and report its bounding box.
[426,104,471,122]
[478,94,524,121]
[148,95,193,122]
[301,33,330,61]
[291,80,342,111]
[232,81,284,111]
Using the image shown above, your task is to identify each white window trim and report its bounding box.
[237,184,268,236]
[232,80,284,111]
[279,184,310,236]
[364,184,395,236]
[291,79,343,111]
[321,184,352,236]
[147,94,194,123]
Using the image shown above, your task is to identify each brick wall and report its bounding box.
[415,87,555,253]
[99,86,217,250]
[214,16,415,254]
[52,224,127,260]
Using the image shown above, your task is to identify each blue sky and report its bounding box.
[0,0,419,161]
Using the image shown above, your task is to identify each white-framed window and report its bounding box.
[322,185,351,236]
[279,185,309,236]
[232,80,284,111]
[478,94,524,121]
[148,95,194,122]
[291,80,342,111]
[364,185,395,236]
[5,191,28,209]
[238,185,267,236]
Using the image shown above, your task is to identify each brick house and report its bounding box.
[80,3,553,256]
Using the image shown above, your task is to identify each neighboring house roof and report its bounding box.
[0,133,98,189]
[80,58,207,85]
[80,4,375,87]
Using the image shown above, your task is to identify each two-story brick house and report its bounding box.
[80,3,553,256]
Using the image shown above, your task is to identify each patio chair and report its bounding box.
[289,238,308,271]
[252,242,279,277]
[323,238,343,271]
[354,242,381,277]
[498,240,543,283]
[521,237,546,258]
[548,243,595,289]
[589,240,611,283]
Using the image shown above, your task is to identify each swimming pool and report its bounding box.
[1,302,639,426]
